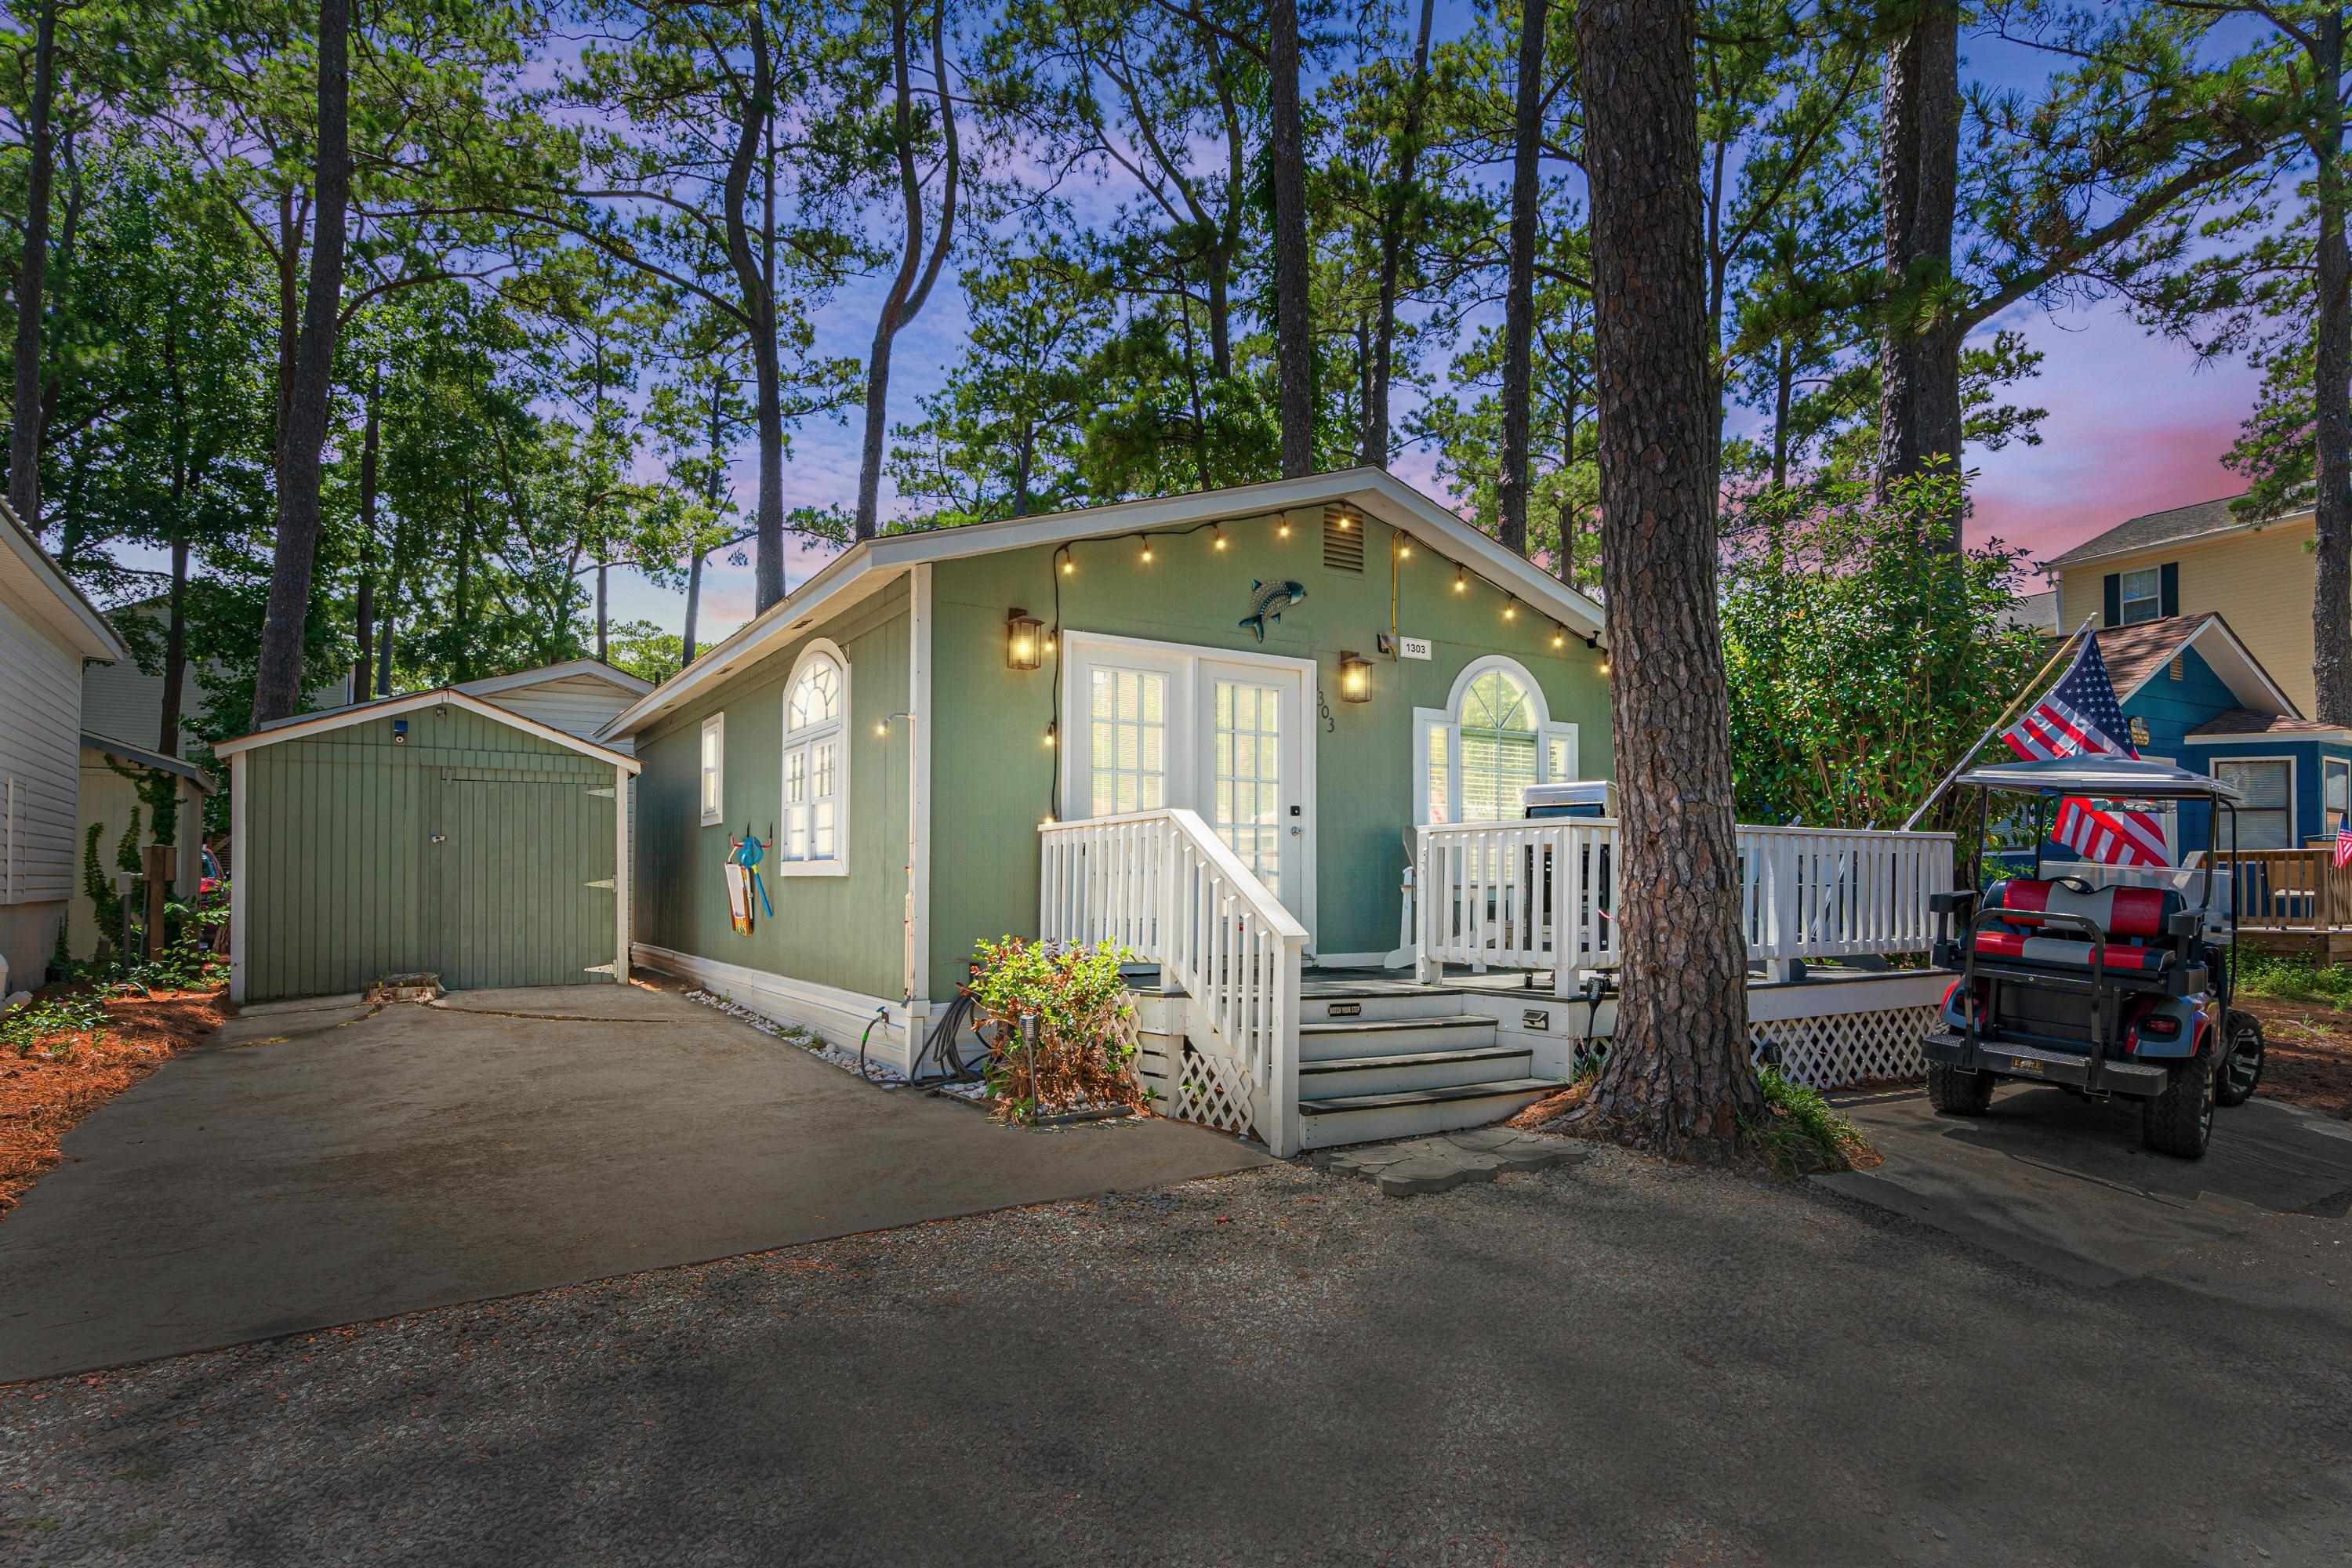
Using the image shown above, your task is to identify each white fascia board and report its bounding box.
[457,658,655,699]
[216,688,644,771]
[2113,616,2301,719]
[0,499,129,662]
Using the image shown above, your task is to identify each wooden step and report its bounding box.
[1298,1013,1497,1060]
[1295,1077,1564,1150]
[1299,1044,1534,1097]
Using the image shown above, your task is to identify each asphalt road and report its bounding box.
[0,985,1268,1384]
[4,1142,2347,1566]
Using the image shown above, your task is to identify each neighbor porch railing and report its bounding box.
[1039,808,1308,1155]
[1414,818,1955,994]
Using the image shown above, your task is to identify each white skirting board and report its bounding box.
[632,942,931,1076]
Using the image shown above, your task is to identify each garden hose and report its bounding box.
[857,1005,891,1084]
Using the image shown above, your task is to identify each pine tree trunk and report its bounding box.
[9,0,58,525]
[2310,11,2352,725]
[351,375,379,702]
[1365,0,1436,470]
[1875,0,1963,547]
[719,12,784,610]
[1497,0,1548,554]
[1573,0,1757,1160]
[596,561,610,660]
[254,0,351,724]
[1269,0,1313,479]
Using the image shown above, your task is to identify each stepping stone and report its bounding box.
[1313,1130,1589,1196]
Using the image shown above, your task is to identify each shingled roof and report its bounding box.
[2046,492,2313,568]
[2040,612,2300,717]
[2186,709,2352,740]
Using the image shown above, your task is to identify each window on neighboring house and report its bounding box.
[2216,758,2292,850]
[699,714,725,826]
[780,646,848,873]
[1414,659,1579,825]
[2327,757,2349,835]
[2118,567,2163,625]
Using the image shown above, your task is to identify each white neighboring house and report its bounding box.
[0,499,129,993]
[82,596,354,760]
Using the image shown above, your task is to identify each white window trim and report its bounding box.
[2118,565,2163,626]
[779,638,851,879]
[2327,756,2350,834]
[1414,655,1577,826]
[2211,753,2296,851]
[699,713,726,826]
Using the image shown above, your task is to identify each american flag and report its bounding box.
[2002,634,2169,866]
[2336,822,2352,871]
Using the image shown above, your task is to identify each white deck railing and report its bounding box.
[1040,809,1308,1155]
[1415,818,1954,993]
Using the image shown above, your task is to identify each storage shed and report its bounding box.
[216,690,640,1004]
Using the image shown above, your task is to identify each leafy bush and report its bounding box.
[967,937,1146,1123]
[1741,1065,1877,1176]
[2,997,109,1061]
[2233,951,2352,1011]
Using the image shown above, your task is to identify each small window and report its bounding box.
[2327,757,2349,835]
[2118,567,2163,625]
[699,714,725,826]
[2216,759,2292,850]
[780,646,848,874]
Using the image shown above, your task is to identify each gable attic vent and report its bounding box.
[2169,653,2185,682]
[1323,505,1365,572]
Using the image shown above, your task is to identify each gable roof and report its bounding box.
[2060,612,2300,719]
[454,658,654,700]
[601,468,1608,742]
[2045,492,2316,569]
[80,731,218,792]
[2185,709,2352,744]
[215,688,641,771]
[0,498,128,663]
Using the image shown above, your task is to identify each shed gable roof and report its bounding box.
[215,688,641,771]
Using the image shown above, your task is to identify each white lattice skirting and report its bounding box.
[1177,1041,1261,1142]
[1748,1003,1937,1088]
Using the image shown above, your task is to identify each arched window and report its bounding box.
[780,642,849,873]
[1414,656,1579,825]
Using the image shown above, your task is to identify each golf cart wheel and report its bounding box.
[1926,1062,1995,1116]
[2213,1011,2265,1109]
[2142,1050,2214,1160]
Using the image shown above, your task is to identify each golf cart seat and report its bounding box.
[1969,877,2185,975]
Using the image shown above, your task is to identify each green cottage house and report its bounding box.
[603,470,1617,1149]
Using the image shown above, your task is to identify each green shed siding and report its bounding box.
[633,577,913,1000]
[240,705,618,1002]
[926,506,1611,986]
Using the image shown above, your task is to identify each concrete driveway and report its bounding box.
[1824,1083,2352,1300]
[0,985,1266,1384]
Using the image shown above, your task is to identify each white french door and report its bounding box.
[1062,633,1313,938]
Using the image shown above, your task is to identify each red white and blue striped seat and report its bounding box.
[1969,877,2183,975]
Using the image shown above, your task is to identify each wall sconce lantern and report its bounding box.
[1338,651,1373,703]
[1006,608,1044,671]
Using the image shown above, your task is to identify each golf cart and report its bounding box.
[1922,757,2266,1160]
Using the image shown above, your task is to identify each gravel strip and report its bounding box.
[2,1152,2347,1566]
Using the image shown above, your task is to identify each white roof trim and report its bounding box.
[600,469,1607,741]
[2112,615,2300,720]
[216,688,643,771]
[2184,722,2352,745]
[456,658,655,699]
[0,497,128,662]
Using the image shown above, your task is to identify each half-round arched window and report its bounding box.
[780,642,849,872]
[1415,655,1578,825]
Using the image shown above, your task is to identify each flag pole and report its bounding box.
[1900,616,2099,832]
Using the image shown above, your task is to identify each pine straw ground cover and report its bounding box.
[1506,1058,1882,1176]
[2236,996,2352,1121]
[0,985,230,1218]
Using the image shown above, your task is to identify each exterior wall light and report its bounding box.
[1454,564,1468,593]
[1138,536,1154,563]
[392,718,409,745]
[1007,608,1044,671]
[1338,651,1373,703]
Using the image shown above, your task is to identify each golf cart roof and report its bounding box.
[1952,757,2244,803]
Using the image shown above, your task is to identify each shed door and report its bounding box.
[430,772,616,989]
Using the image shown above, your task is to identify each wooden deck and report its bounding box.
[2219,848,2352,961]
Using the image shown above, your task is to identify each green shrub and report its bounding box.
[2232,951,2352,1011]
[1742,1066,1876,1176]
[967,937,1145,1123]
[2,997,109,1060]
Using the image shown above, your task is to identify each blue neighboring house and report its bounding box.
[2041,612,2348,860]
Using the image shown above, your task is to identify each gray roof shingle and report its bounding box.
[2046,492,2312,568]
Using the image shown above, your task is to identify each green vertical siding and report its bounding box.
[926,509,1612,983]
[242,705,618,1001]
[632,577,913,1000]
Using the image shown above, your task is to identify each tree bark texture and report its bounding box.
[9,0,58,526]
[717,10,785,611]
[1268,0,1313,479]
[351,376,379,703]
[2310,12,2352,725]
[1875,0,1963,545]
[855,0,959,539]
[1573,0,1758,1158]
[253,0,351,724]
[1364,0,1436,469]
[1497,0,1547,554]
